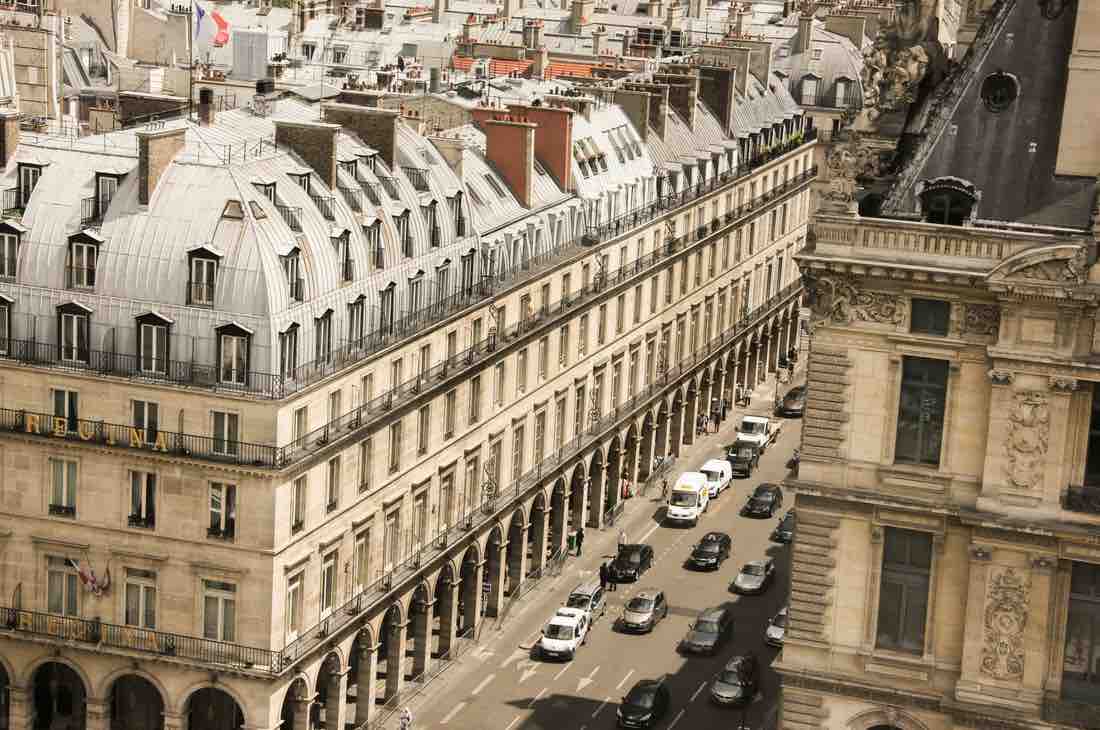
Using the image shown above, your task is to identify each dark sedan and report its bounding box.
[617,679,670,728]
[679,606,733,655]
[609,544,654,583]
[777,385,806,417]
[687,531,732,570]
[770,509,796,544]
[727,441,760,478]
[742,483,783,518]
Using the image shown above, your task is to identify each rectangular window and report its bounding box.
[286,572,303,638]
[60,312,88,362]
[680,259,689,295]
[49,458,77,516]
[208,482,236,539]
[320,551,337,615]
[389,421,403,473]
[128,471,156,529]
[650,276,659,314]
[293,407,307,443]
[894,357,949,467]
[559,325,569,366]
[628,350,639,396]
[469,375,482,424]
[328,390,342,423]
[219,334,247,385]
[511,423,525,482]
[203,579,236,641]
[413,492,428,548]
[70,242,97,288]
[440,471,455,530]
[292,475,306,531]
[616,294,626,334]
[140,323,168,374]
[124,568,157,629]
[212,410,239,457]
[494,362,505,406]
[597,304,607,345]
[444,390,457,438]
[353,531,370,592]
[579,314,589,355]
[574,385,586,438]
[875,528,932,654]
[47,557,79,616]
[538,338,548,380]
[417,404,431,455]
[555,395,567,450]
[358,437,372,493]
[517,348,528,393]
[633,286,642,324]
[534,410,546,465]
[326,456,341,511]
[0,232,17,279]
[53,389,78,433]
[464,455,480,516]
[191,257,216,304]
[910,298,951,336]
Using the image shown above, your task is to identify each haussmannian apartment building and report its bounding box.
[0,52,817,730]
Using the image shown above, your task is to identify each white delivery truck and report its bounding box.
[665,472,709,526]
[736,414,780,453]
[700,458,733,498]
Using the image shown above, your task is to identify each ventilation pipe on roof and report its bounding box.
[198,87,214,126]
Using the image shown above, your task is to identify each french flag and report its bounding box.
[194,3,229,50]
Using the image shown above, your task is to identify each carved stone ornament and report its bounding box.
[960,304,1000,337]
[980,567,1031,682]
[806,273,906,327]
[1049,376,1078,393]
[857,0,937,126]
[1004,391,1050,490]
[1061,246,1089,285]
[822,132,887,212]
[987,369,1014,386]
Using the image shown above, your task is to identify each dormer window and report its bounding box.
[397,211,412,257]
[136,311,172,374]
[0,222,22,281]
[96,173,121,219]
[422,201,440,247]
[331,45,348,65]
[290,172,310,193]
[365,221,383,269]
[284,250,303,300]
[359,153,377,173]
[187,245,223,306]
[449,192,466,237]
[333,230,353,281]
[57,301,92,363]
[17,163,42,207]
[279,323,299,378]
[918,178,978,226]
[315,309,333,363]
[254,182,276,202]
[338,159,357,178]
[66,231,102,290]
[801,75,820,106]
[216,322,252,386]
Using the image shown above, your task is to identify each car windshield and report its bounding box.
[695,619,721,634]
[742,564,765,576]
[718,670,744,685]
[696,542,720,554]
[625,688,655,709]
[735,447,754,458]
[670,491,698,506]
[544,623,573,640]
[627,597,654,611]
[618,550,641,564]
[740,420,765,434]
[566,595,590,610]
[701,469,720,481]
[773,613,788,628]
[752,487,774,499]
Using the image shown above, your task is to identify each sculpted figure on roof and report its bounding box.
[857,0,939,127]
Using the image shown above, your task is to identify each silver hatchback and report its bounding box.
[617,588,668,634]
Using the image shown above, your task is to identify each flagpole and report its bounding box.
[188,0,194,120]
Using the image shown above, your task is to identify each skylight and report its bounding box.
[484,174,507,198]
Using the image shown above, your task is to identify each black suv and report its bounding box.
[618,679,670,728]
[727,441,760,478]
[770,509,796,543]
[679,606,733,655]
[609,544,654,583]
[687,531,731,570]
[742,483,783,518]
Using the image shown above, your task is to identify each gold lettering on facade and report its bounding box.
[78,421,94,441]
[129,428,144,448]
[53,417,67,437]
[154,430,168,453]
[24,414,39,434]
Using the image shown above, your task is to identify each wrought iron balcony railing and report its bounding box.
[276,204,303,232]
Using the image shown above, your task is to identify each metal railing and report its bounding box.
[310,192,335,220]
[276,204,303,232]
[377,176,399,199]
[80,196,98,227]
[186,281,215,306]
[65,265,96,289]
[402,166,430,192]
[339,186,362,212]
[2,186,18,213]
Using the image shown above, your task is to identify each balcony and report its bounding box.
[48,503,75,517]
[342,257,355,282]
[2,186,18,214]
[187,280,215,307]
[309,192,335,220]
[1064,485,1100,514]
[289,277,304,301]
[276,204,303,232]
[65,265,96,290]
[361,180,383,205]
[377,176,399,199]
[80,196,99,227]
[402,166,430,192]
[339,186,362,212]
[127,513,155,529]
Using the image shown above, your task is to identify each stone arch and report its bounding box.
[847,707,932,730]
[587,446,605,527]
[20,654,92,691]
[457,543,482,635]
[684,378,699,447]
[407,581,434,680]
[278,676,311,730]
[178,683,247,729]
[29,660,89,730]
[568,462,587,537]
[505,506,529,595]
[668,389,683,457]
[98,667,170,712]
[483,522,506,618]
[107,673,165,730]
[377,602,406,702]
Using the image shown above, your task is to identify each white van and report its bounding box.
[700,459,733,498]
[665,472,709,526]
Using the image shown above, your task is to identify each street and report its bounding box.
[396,386,800,730]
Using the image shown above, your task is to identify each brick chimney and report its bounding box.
[697,64,737,136]
[322,102,400,170]
[483,115,537,207]
[509,102,574,192]
[797,8,814,54]
[0,109,19,170]
[613,88,651,141]
[274,119,339,190]
[197,87,215,126]
[729,40,773,87]
[137,127,186,205]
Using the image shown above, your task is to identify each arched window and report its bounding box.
[918,178,978,226]
[981,71,1018,112]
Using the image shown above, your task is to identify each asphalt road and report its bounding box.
[404,407,800,730]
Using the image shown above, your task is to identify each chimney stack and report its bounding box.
[323,102,400,170]
[797,7,814,54]
[613,88,651,141]
[431,135,465,177]
[137,127,186,206]
[591,25,606,56]
[0,109,19,169]
[688,0,704,20]
[824,13,866,48]
[274,119,340,190]
[198,87,215,125]
[509,102,575,192]
[484,115,537,207]
[570,0,594,34]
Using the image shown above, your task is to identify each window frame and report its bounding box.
[128,469,157,529]
[874,527,933,655]
[202,579,237,641]
[893,356,949,467]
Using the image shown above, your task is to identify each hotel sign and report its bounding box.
[19,412,172,452]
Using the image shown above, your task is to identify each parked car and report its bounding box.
[727,441,760,478]
[617,588,668,634]
[735,415,780,453]
[609,544,654,583]
[617,679,670,728]
[742,482,783,518]
[731,558,776,595]
[770,510,796,544]
[536,607,588,660]
[565,578,607,623]
[665,472,709,526]
[687,531,732,570]
[710,653,759,706]
[765,606,788,647]
[700,458,733,498]
[777,385,806,417]
[679,606,733,655]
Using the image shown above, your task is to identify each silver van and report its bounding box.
[565,578,607,623]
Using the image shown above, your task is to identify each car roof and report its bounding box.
[778,606,789,616]
[570,578,602,596]
[744,559,772,569]
[701,531,728,542]
[631,679,663,693]
[555,607,587,620]
[753,482,779,493]
[675,472,707,487]
[701,458,728,470]
[550,611,583,627]
[742,415,768,422]
[619,543,647,552]
[634,588,662,600]
[698,606,727,621]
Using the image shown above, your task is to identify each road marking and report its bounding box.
[616,669,635,690]
[690,680,706,702]
[519,662,539,684]
[554,663,571,681]
[504,716,521,730]
[440,702,466,724]
[471,674,495,696]
[668,708,686,729]
[500,648,527,669]
[528,687,547,708]
[639,521,660,544]
[591,696,613,718]
[577,665,600,693]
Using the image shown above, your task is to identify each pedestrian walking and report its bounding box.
[598,561,608,591]
[399,707,413,730]
[660,478,669,500]
[576,527,584,556]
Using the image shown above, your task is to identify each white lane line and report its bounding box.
[471,674,495,696]
[668,708,686,729]
[528,687,547,708]
[554,663,571,681]
[638,521,660,544]
[591,696,613,719]
[504,716,522,730]
[690,680,707,702]
[616,669,635,690]
[440,702,466,724]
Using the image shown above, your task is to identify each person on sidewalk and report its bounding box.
[599,561,608,592]
[660,478,669,500]
[400,707,413,730]
[618,528,626,551]
[576,527,584,556]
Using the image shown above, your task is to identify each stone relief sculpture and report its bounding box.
[1061,246,1089,284]
[960,304,1000,336]
[806,273,906,327]
[823,133,889,212]
[858,0,938,125]
[1004,391,1050,490]
[980,567,1031,681]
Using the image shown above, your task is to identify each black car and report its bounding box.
[688,531,732,570]
[770,509,796,543]
[710,654,759,706]
[727,441,760,478]
[617,679,670,728]
[777,385,806,417]
[679,606,733,655]
[742,482,783,518]
[609,544,654,583]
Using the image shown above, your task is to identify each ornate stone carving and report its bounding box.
[1004,391,1050,490]
[987,369,1014,386]
[1062,246,1089,284]
[980,567,1031,681]
[858,0,937,124]
[1049,376,1078,393]
[822,133,889,212]
[960,304,1000,336]
[806,273,905,327]
[1030,555,1056,572]
[970,545,992,561]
